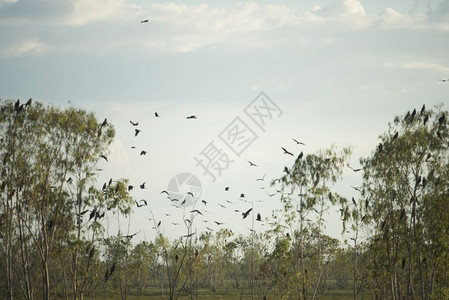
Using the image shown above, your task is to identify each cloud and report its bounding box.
[0,39,48,58]
[0,0,17,7]
[402,62,449,73]
[311,0,370,29]
[383,61,449,74]
[64,0,140,26]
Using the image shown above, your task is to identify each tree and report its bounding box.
[0,99,132,300]
[361,105,449,299]
[273,145,351,299]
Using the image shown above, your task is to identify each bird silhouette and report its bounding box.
[378,143,383,153]
[135,129,141,136]
[265,191,275,197]
[128,185,134,191]
[190,209,202,215]
[256,174,266,181]
[135,199,147,207]
[201,200,207,205]
[186,115,197,119]
[256,213,262,221]
[392,131,399,141]
[99,155,108,162]
[439,114,446,125]
[242,208,252,219]
[140,19,149,23]
[124,230,140,239]
[420,104,425,114]
[295,151,304,162]
[347,165,362,172]
[282,147,294,156]
[248,160,258,167]
[155,112,159,117]
[160,190,169,195]
[214,221,224,225]
[240,193,245,198]
[140,182,146,189]
[439,79,449,82]
[130,120,139,126]
[140,150,147,155]
[225,187,229,191]
[292,138,305,145]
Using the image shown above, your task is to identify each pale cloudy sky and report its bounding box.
[1,0,448,243]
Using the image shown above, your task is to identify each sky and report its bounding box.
[1,0,448,245]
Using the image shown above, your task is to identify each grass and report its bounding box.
[87,288,355,299]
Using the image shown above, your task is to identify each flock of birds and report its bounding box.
[94,108,332,242]
[95,92,442,246]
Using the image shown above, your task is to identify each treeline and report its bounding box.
[1,99,448,300]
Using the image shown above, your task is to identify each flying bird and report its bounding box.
[190,209,203,215]
[135,129,141,136]
[214,221,224,225]
[140,150,147,155]
[128,185,134,191]
[124,230,140,239]
[282,147,294,156]
[155,112,159,117]
[439,79,449,82]
[265,191,276,197]
[186,115,197,119]
[292,138,305,145]
[99,155,108,162]
[160,190,169,195]
[135,199,147,207]
[347,165,362,172]
[140,182,146,189]
[256,213,262,221]
[248,160,258,167]
[225,187,229,191]
[240,193,245,198]
[242,208,252,219]
[130,120,139,126]
[140,19,149,23]
[201,200,207,205]
[256,174,266,181]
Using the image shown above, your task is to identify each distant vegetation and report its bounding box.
[1,99,448,300]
